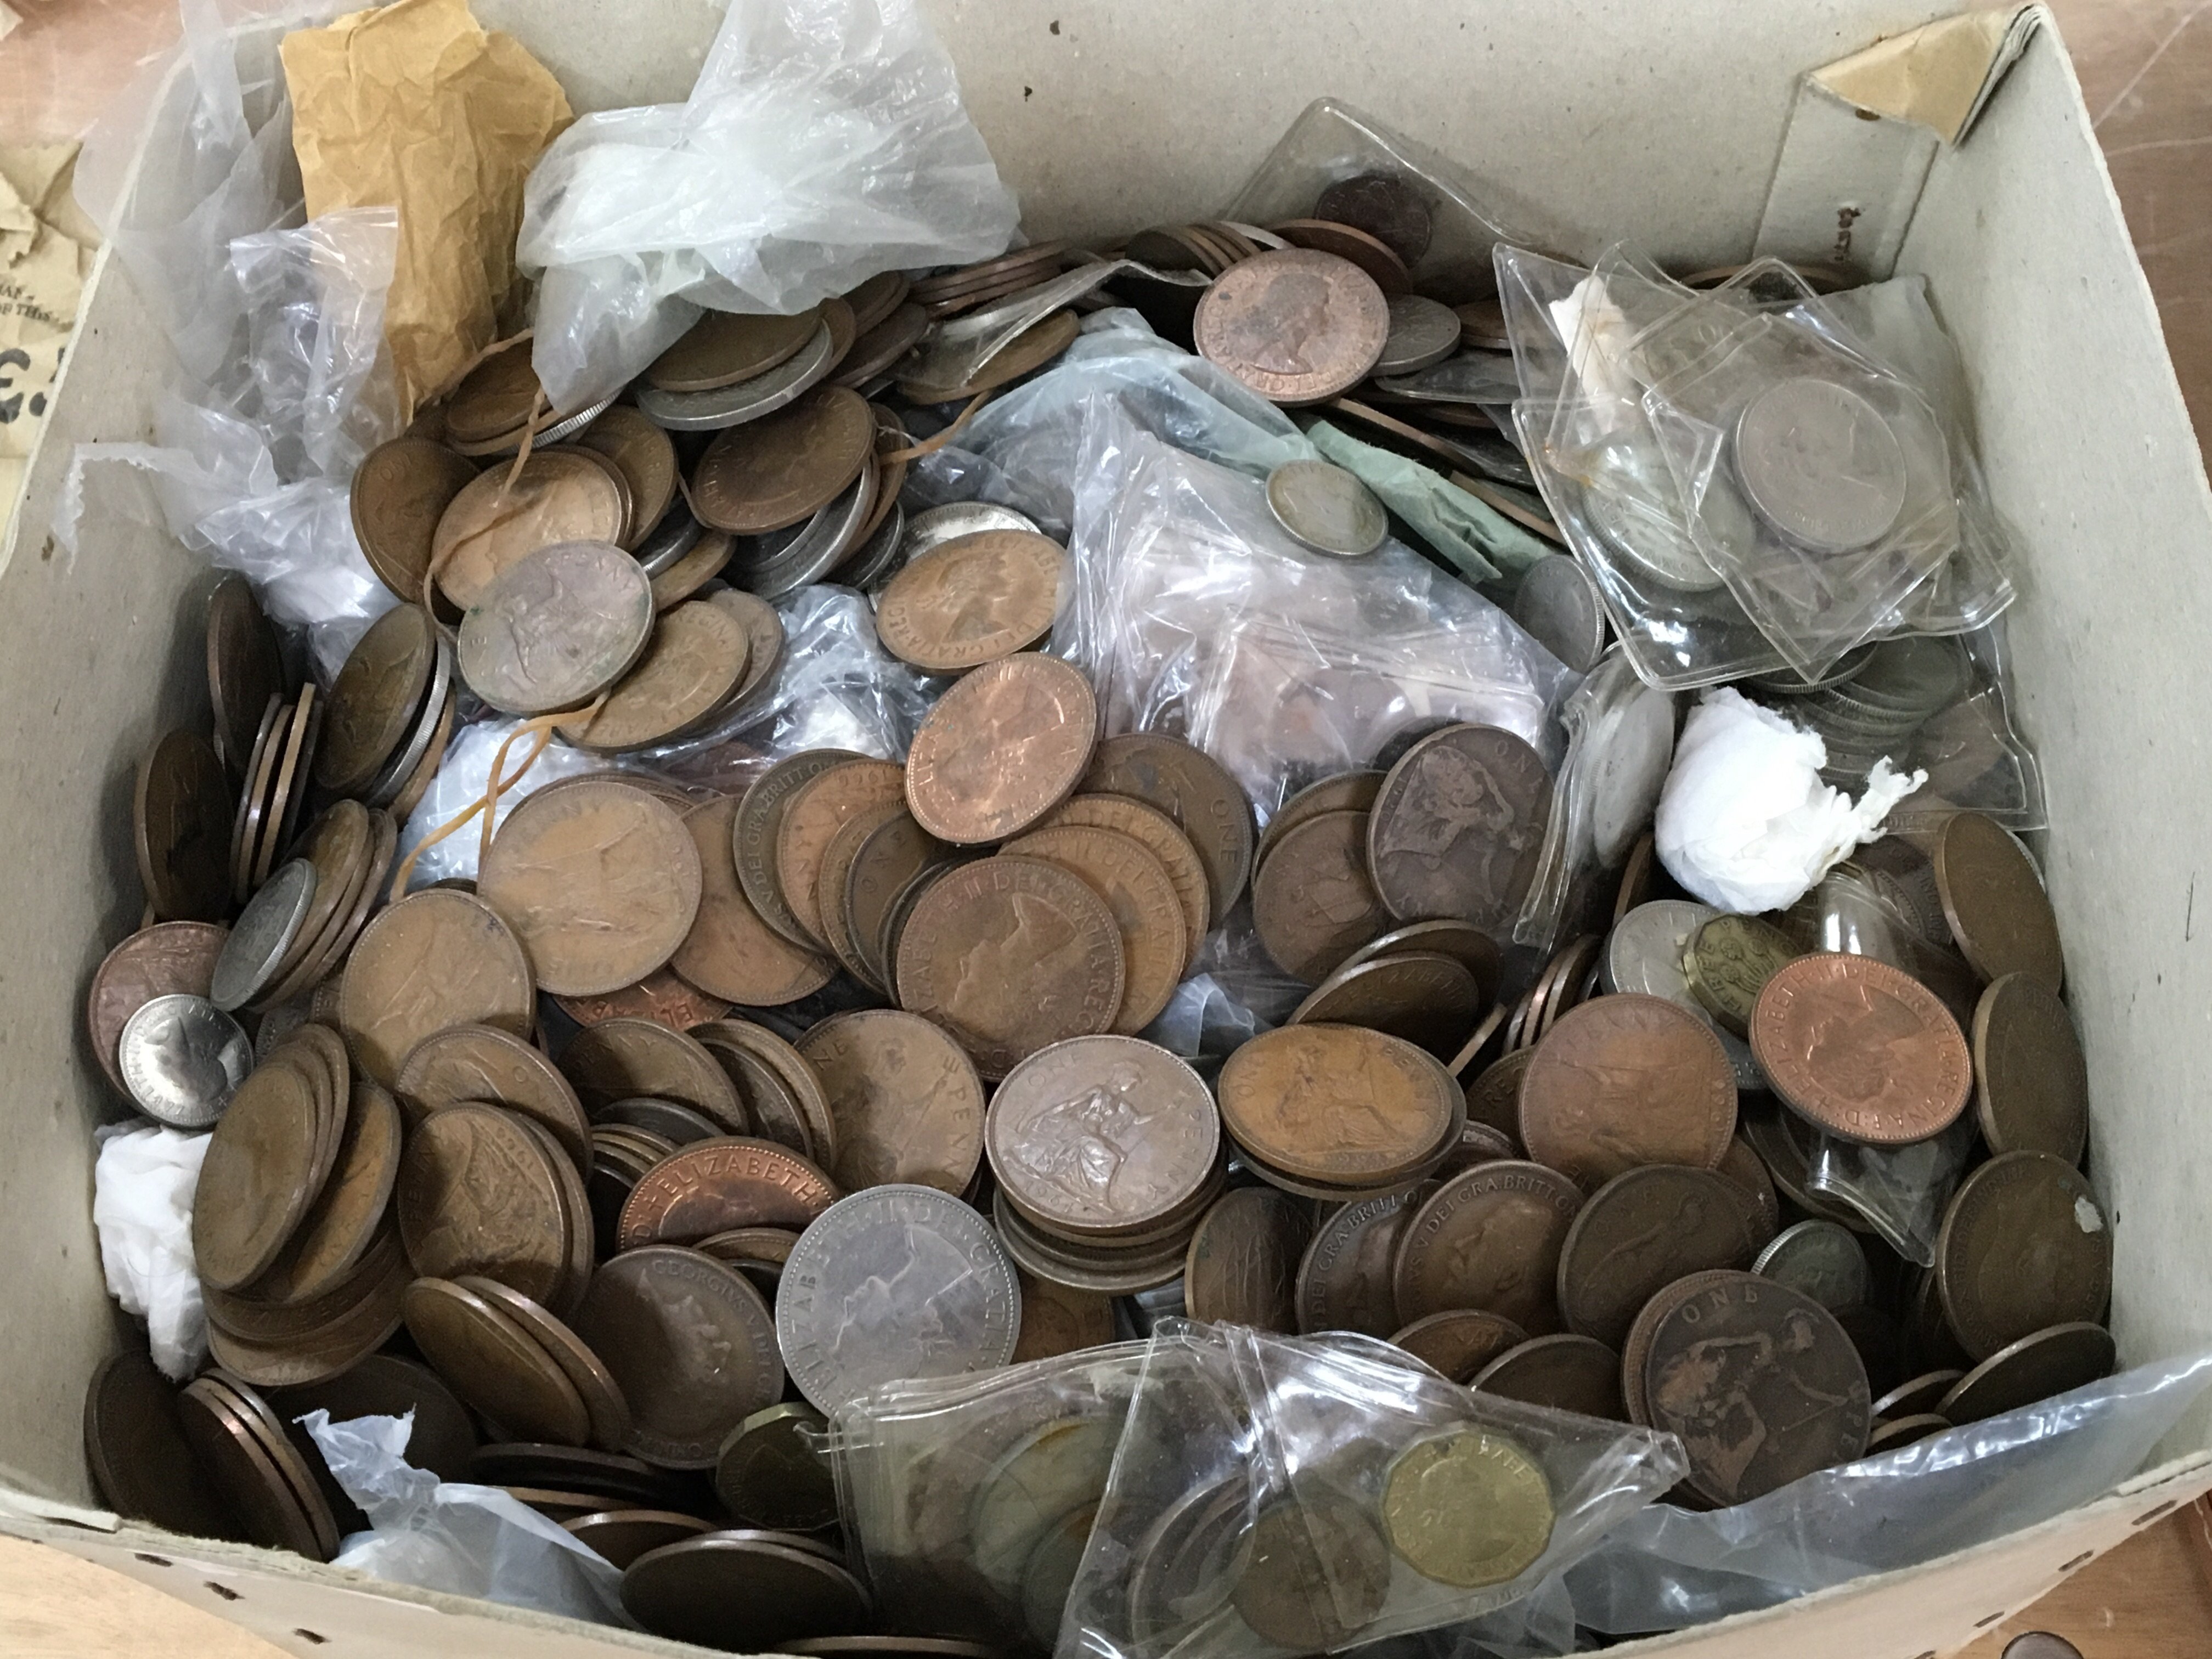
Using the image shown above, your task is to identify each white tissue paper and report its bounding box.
[302,1411,631,1625]
[92,1124,212,1381]
[1655,689,1924,915]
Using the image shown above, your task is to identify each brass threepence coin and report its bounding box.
[1389,1307,1527,1381]
[1518,994,1736,1189]
[455,539,656,716]
[1368,723,1553,933]
[396,1022,592,1167]
[1040,793,1211,969]
[875,529,1068,672]
[1749,953,1970,1147]
[401,1277,591,1446]
[561,599,749,752]
[1472,1334,1627,1420]
[1295,1186,1427,1338]
[1383,1427,1553,1588]
[337,888,534,1085]
[1971,972,2090,1163]
[776,759,909,949]
[1193,247,1389,404]
[1217,1024,1458,1187]
[716,1402,838,1532]
[1081,733,1254,929]
[650,309,821,393]
[478,779,702,996]
[905,654,1098,844]
[694,386,876,534]
[1393,1161,1584,1334]
[561,1018,746,1126]
[433,451,628,609]
[616,1137,840,1249]
[135,729,234,922]
[1554,1165,1762,1348]
[396,1103,571,1305]
[1289,951,1483,1057]
[1233,1495,1391,1650]
[1003,823,1187,1034]
[1933,810,2064,992]
[795,1009,986,1194]
[1683,913,1801,1038]
[87,922,230,1096]
[894,856,1124,1077]
[1183,1188,1310,1331]
[206,574,286,778]
[1935,1150,2111,1361]
[670,794,836,1006]
[1252,809,1389,983]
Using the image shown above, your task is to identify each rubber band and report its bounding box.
[878,390,994,463]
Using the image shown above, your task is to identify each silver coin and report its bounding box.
[1580,672,1674,867]
[1753,1218,1871,1310]
[727,466,877,600]
[1511,554,1607,670]
[634,499,705,576]
[901,502,1040,565]
[1601,899,1718,1003]
[968,1413,1118,1594]
[1372,294,1462,376]
[840,502,907,592]
[117,994,253,1128]
[1265,460,1387,558]
[455,539,655,715]
[364,632,452,808]
[1714,1024,1765,1095]
[463,394,619,459]
[776,1183,1021,1415]
[1997,1635,2083,1659]
[1734,376,1909,553]
[1582,484,1726,593]
[636,322,837,431]
[210,860,318,1012]
[1376,347,1522,406]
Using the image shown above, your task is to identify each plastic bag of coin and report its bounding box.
[1059,1321,1685,1659]
[516,0,1021,413]
[300,1410,629,1625]
[828,1344,1148,1652]
[1559,1344,2212,1637]
[1803,1115,1978,1266]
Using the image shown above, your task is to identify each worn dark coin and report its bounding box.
[83,1348,240,1539]
[191,1052,323,1291]
[1218,1024,1459,1187]
[1012,1269,1117,1362]
[1683,914,1801,1039]
[1971,972,2090,1164]
[1368,724,1553,933]
[1252,809,1390,983]
[777,760,910,949]
[1519,995,1736,1189]
[1233,1494,1391,1649]
[396,1103,571,1305]
[267,1353,478,1482]
[460,1277,634,1453]
[1472,1333,1627,1420]
[1265,459,1388,557]
[318,603,436,794]
[1754,1218,1873,1311]
[562,599,749,752]
[1289,951,1482,1057]
[1936,1322,2116,1424]
[1393,1160,1584,1334]
[1750,953,1971,1146]
[561,1017,744,1126]
[1863,1414,1953,1454]
[797,1009,986,1195]
[670,792,835,1005]
[456,540,656,717]
[562,1509,714,1568]
[715,1402,838,1532]
[1936,1152,2112,1361]
[620,1531,870,1649]
[339,888,534,1084]
[1462,1048,1532,1142]
[1389,1307,1527,1382]
[1004,823,1187,1034]
[1181,1187,1310,1331]
[1933,811,2064,992]
[136,728,235,922]
[1256,772,1383,872]
[1715,1136,1782,1243]
[1314,173,1434,265]
[905,654,1098,845]
[1081,733,1254,929]
[174,1377,327,1558]
[1296,1185,1426,1337]
[1555,1166,1762,1348]
[206,574,286,778]
[694,386,876,534]
[1338,918,1502,1006]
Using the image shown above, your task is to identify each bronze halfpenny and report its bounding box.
[1182,1187,1311,1332]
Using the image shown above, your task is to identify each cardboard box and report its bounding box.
[4,2,2210,1654]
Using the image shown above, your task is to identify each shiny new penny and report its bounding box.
[1684,913,1801,1039]
[1289,951,1482,1058]
[1971,972,2090,1163]
[478,780,702,997]
[988,1035,1219,1235]
[396,1103,571,1305]
[906,654,1098,845]
[456,540,655,716]
[1389,1307,1528,1381]
[875,530,1069,672]
[1040,793,1211,969]
[1251,810,1390,983]
[1933,811,2064,992]
[795,1009,986,1195]
[1192,248,1389,404]
[1393,1161,1584,1334]
[694,386,876,534]
[1182,1187,1310,1332]
[136,729,235,922]
[1555,1166,1762,1348]
[776,760,908,949]
[1471,1334,1627,1420]
[1217,1024,1458,1186]
[1003,823,1187,1034]
[616,1137,840,1250]
[337,888,534,1086]
[895,855,1124,1077]
[1295,1186,1426,1338]
[1518,995,1736,1189]
[351,438,481,605]
[396,1022,591,1168]
[1368,724,1553,933]
[317,605,437,794]
[87,922,229,1095]
[1749,953,1970,1147]
[433,452,628,609]
[561,600,748,751]
[1935,1150,2112,1361]
[1643,1271,1871,1504]
[669,794,834,1006]
[1080,733,1253,928]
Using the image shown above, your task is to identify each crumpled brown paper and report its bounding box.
[282,0,571,422]
[0,142,97,528]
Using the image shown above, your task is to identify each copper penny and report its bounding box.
[813,800,909,986]
[894,855,1124,1077]
[1937,1322,2115,1425]
[734,749,867,948]
[253,686,320,890]
[1393,1160,1584,1334]
[1464,1049,1532,1142]
[1251,809,1389,983]
[479,780,702,996]
[135,728,235,922]
[191,1054,324,1292]
[561,1017,746,1128]
[1012,1270,1117,1362]
[1933,811,2064,992]
[1935,1151,2112,1361]
[432,452,628,609]
[174,1378,327,1557]
[671,794,836,1006]
[1368,724,1553,933]
[1080,733,1254,928]
[317,605,437,794]
[691,1018,840,1168]
[1642,1271,1871,1504]
[1390,1308,1529,1383]
[1256,771,1385,871]
[397,1022,591,1167]
[1192,247,1389,404]
[263,800,372,988]
[229,693,287,904]
[560,600,749,752]
[794,1010,985,1194]
[1749,953,1971,1147]
[338,888,534,1085]
[576,407,679,546]
[776,759,908,949]
[396,1103,571,1304]
[876,529,1069,673]
[706,588,787,709]
[1040,793,1210,970]
[1716,1135,1783,1243]
[833,300,930,390]
[1554,1165,1763,1348]
[460,1276,633,1452]
[1003,823,1188,1034]
[444,338,550,445]
[616,1137,840,1250]
[554,968,732,1031]
[401,1277,591,1447]
[455,539,656,717]
[906,654,1098,845]
[1471,1334,1627,1420]
[1182,1187,1310,1331]
[1290,951,1483,1058]
[1296,1185,1427,1338]
[694,386,876,534]
[87,922,229,1095]
[206,574,286,778]
[987,1035,1220,1236]
[649,309,821,394]
[1518,995,1736,1189]
[250,1080,404,1307]
[844,810,953,991]
[573,1246,783,1466]
[1217,1024,1458,1186]
[1971,972,2090,1163]
[1271,218,1412,294]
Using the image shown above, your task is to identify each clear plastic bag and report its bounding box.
[1805,1115,1977,1267]
[517,0,1022,413]
[1060,1322,1685,1659]
[300,1411,630,1626]
[1561,1345,2212,1634]
[831,1344,1150,1652]
[901,261,1210,396]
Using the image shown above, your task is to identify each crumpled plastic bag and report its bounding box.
[92,1124,211,1383]
[518,0,1022,413]
[1655,689,1922,914]
[301,1411,629,1626]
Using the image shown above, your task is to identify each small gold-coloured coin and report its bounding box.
[1381,1428,1554,1588]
